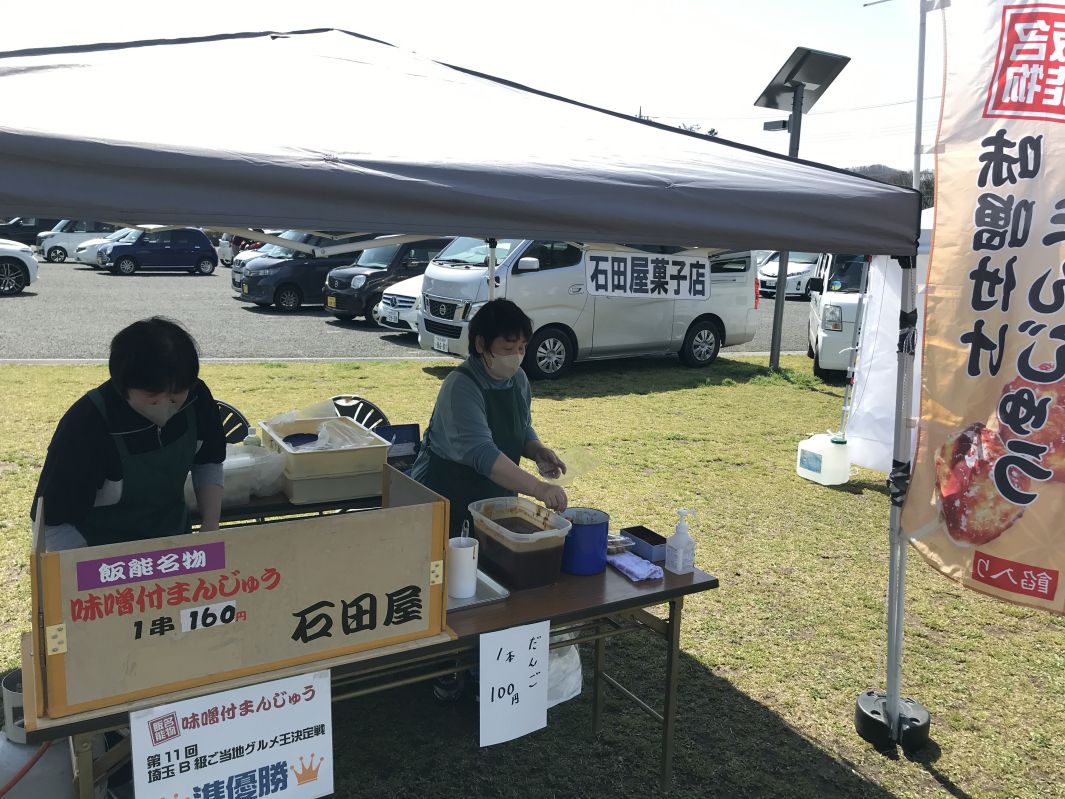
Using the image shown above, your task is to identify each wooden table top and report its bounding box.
[446,564,719,639]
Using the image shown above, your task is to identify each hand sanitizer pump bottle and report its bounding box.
[665,509,695,575]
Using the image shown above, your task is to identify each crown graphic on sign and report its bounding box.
[291,753,324,785]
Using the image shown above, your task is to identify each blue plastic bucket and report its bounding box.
[561,508,609,575]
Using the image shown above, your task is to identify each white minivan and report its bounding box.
[35,220,120,262]
[807,254,869,377]
[417,238,758,379]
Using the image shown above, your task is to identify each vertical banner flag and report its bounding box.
[902,1,1065,613]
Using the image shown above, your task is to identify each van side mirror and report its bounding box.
[807,277,824,294]
[515,257,540,273]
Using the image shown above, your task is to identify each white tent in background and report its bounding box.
[847,207,934,473]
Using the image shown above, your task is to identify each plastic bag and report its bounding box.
[539,447,601,487]
[264,398,338,427]
[184,444,285,510]
[547,632,582,709]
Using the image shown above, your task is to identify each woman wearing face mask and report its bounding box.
[31,317,226,550]
[412,299,568,536]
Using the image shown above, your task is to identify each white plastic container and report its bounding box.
[796,433,851,486]
[665,509,695,575]
[281,471,382,505]
[260,417,389,479]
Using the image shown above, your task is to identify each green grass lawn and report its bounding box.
[1,356,1062,798]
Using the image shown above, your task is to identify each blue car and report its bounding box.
[98,227,218,276]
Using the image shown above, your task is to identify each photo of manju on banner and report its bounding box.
[901,0,1065,613]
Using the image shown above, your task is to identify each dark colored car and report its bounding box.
[0,217,63,246]
[236,232,379,312]
[324,238,451,323]
[98,227,218,275]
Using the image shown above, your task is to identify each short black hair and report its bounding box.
[109,317,200,395]
[468,299,533,355]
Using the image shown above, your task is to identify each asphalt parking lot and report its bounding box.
[0,259,810,360]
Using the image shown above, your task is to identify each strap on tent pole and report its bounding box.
[486,238,497,301]
[855,255,929,752]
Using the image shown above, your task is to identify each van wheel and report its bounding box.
[46,246,67,263]
[814,351,836,381]
[115,257,137,276]
[680,320,721,367]
[524,327,574,380]
[807,340,815,359]
[275,285,302,312]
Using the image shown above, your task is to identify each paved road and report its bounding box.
[0,260,809,359]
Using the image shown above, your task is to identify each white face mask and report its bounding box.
[128,398,180,428]
[482,350,523,381]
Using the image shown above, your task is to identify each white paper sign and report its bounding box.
[585,249,709,299]
[479,621,550,746]
[131,670,333,799]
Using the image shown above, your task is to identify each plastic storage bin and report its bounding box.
[260,417,389,479]
[468,497,571,590]
[620,525,667,562]
[281,471,383,505]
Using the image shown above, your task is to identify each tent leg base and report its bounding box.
[855,690,931,753]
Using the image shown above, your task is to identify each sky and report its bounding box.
[2,0,946,172]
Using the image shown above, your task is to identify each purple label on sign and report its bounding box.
[76,542,226,592]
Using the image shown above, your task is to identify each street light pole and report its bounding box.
[768,83,805,370]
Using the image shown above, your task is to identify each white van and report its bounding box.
[35,220,120,262]
[417,238,758,378]
[807,254,869,377]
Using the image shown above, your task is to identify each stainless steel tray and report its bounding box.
[447,569,510,613]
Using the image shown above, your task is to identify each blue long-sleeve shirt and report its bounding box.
[410,356,538,480]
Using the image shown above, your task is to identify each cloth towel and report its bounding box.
[607,552,664,582]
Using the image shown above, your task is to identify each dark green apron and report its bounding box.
[421,363,526,537]
[79,389,198,547]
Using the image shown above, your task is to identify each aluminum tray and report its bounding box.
[447,569,510,613]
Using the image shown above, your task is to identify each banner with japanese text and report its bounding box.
[901,0,1065,613]
[34,468,448,717]
[130,670,333,799]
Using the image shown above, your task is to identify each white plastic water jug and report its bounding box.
[796,433,851,485]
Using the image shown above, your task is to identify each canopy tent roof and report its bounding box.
[0,29,920,255]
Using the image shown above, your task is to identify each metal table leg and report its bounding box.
[70,733,95,799]
[592,621,606,736]
[661,596,684,793]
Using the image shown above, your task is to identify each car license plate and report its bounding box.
[242,283,249,294]
[326,295,337,308]
[386,309,399,324]
[432,335,449,353]
[762,279,776,289]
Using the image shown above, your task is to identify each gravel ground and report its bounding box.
[0,259,809,360]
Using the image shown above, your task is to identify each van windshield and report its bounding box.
[763,251,820,266]
[257,230,312,258]
[433,237,520,267]
[356,243,402,269]
[827,255,866,293]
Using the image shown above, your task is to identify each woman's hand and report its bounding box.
[534,481,568,512]
[534,446,567,480]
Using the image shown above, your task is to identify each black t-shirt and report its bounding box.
[31,379,226,527]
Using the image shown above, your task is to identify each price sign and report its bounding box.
[478,620,550,746]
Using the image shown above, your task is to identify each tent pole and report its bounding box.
[486,238,498,301]
[769,83,804,370]
[855,254,929,752]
